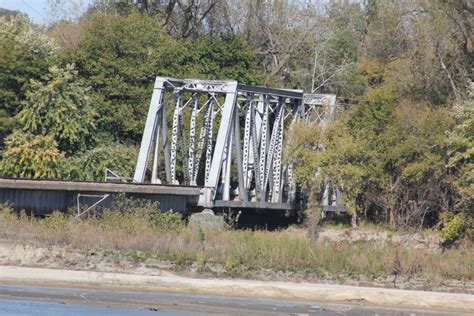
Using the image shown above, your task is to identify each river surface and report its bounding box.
[0,299,190,315]
[0,284,461,315]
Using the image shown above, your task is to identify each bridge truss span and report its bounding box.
[134,77,338,211]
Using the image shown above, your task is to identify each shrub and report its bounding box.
[440,212,473,243]
[0,203,16,222]
[0,131,63,179]
[150,211,184,233]
[60,143,137,181]
[98,194,184,233]
[42,211,69,231]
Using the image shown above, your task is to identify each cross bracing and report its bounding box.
[133,77,339,210]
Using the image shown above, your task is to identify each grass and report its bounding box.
[0,204,472,282]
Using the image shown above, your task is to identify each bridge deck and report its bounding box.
[0,178,200,195]
[0,178,200,215]
[0,178,297,214]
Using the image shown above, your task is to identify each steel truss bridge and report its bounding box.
[133,77,343,212]
[0,77,345,215]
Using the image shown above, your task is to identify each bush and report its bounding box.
[60,144,137,181]
[42,211,70,231]
[0,131,63,179]
[150,211,184,233]
[98,194,184,233]
[99,209,149,234]
[0,203,16,222]
[440,212,473,243]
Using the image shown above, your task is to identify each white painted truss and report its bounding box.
[133,77,339,210]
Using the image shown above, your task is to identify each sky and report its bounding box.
[0,0,92,24]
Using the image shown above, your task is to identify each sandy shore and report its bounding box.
[0,240,472,313]
[0,265,473,313]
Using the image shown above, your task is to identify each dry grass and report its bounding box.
[0,205,472,281]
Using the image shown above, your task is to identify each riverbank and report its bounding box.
[0,264,473,314]
[0,205,472,295]
[0,237,472,295]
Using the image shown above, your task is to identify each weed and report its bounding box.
[197,253,206,271]
[198,227,205,244]
[224,255,235,272]
[0,203,472,282]
[130,250,150,262]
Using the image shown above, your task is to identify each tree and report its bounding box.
[0,131,63,179]
[364,0,472,104]
[182,35,261,84]
[290,100,454,229]
[69,9,261,143]
[16,64,96,154]
[47,0,89,23]
[307,1,367,98]
[69,10,184,143]
[47,20,83,53]
[0,8,21,18]
[443,85,473,241]
[96,0,223,39]
[0,16,57,148]
[237,0,323,86]
[448,84,474,209]
[60,143,137,181]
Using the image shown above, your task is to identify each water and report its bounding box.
[0,285,458,316]
[0,299,194,316]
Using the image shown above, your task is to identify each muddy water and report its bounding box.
[0,285,460,316]
[0,299,191,315]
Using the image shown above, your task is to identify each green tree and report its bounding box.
[183,35,261,85]
[0,8,21,17]
[16,64,96,154]
[69,10,184,143]
[0,16,57,147]
[290,100,454,229]
[69,9,261,144]
[0,131,63,179]
[60,143,137,181]
[448,85,474,209]
[304,1,367,98]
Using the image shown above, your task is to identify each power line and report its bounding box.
[21,0,48,23]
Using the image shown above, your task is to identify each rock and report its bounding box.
[188,209,225,230]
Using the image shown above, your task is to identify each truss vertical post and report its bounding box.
[222,115,233,201]
[258,95,269,201]
[242,94,252,190]
[188,95,198,185]
[264,98,284,198]
[233,106,248,202]
[133,77,164,183]
[170,91,182,185]
[194,98,210,182]
[162,101,171,183]
[204,100,215,183]
[203,81,238,205]
[271,104,285,203]
[322,182,330,207]
[251,95,264,200]
[151,106,163,184]
[179,112,189,185]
